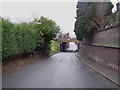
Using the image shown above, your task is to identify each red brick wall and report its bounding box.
[79,44,119,71]
[78,25,119,71]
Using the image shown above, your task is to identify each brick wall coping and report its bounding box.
[96,23,120,33]
[81,43,120,49]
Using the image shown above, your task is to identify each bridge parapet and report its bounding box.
[58,38,80,52]
[59,38,79,42]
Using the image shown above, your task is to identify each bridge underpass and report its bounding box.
[59,39,79,52]
[66,42,78,52]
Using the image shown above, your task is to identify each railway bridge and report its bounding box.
[59,38,80,52]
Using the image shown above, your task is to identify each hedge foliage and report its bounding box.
[2,16,60,60]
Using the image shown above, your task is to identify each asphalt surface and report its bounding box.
[3,42,119,88]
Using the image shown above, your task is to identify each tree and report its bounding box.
[74,2,96,40]
[33,16,60,54]
[108,12,117,26]
[74,2,113,40]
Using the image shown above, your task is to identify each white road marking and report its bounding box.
[71,54,76,64]
[57,58,61,63]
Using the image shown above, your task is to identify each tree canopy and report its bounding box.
[74,2,113,40]
[33,16,60,54]
[74,2,96,40]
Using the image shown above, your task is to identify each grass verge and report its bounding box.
[50,40,59,55]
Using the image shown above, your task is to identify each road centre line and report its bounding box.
[57,58,61,63]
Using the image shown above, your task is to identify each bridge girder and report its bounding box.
[59,39,80,43]
[59,39,80,52]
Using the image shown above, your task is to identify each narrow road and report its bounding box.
[3,43,118,88]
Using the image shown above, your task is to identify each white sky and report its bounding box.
[1,0,119,37]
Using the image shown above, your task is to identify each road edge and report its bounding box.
[75,53,120,87]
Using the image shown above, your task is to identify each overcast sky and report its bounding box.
[1,0,119,37]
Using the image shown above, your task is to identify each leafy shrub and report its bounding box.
[2,18,16,58]
[2,19,37,60]
[33,16,60,54]
[2,16,60,61]
[14,23,37,54]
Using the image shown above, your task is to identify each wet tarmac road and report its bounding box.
[3,42,119,88]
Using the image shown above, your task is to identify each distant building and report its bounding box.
[63,33,69,39]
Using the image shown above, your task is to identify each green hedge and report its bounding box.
[2,19,37,59]
[2,17,60,61]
